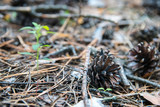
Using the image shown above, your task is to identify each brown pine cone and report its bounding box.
[88,49,121,89]
[128,43,159,78]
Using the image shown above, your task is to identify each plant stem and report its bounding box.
[36,46,42,70]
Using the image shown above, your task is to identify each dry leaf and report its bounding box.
[140,92,160,105]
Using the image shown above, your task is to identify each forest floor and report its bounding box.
[0,0,160,106]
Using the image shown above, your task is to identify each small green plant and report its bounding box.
[98,87,112,91]
[19,22,54,70]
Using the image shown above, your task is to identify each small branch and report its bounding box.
[0,82,55,85]
[36,14,116,23]
[0,59,16,67]
[17,35,32,52]
[0,39,14,48]
[116,59,130,87]
[126,73,160,88]
[82,47,91,107]
[36,72,70,98]
[43,45,76,58]
[0,6,31,12]
[92,26,103,45]
[0,5,115,23]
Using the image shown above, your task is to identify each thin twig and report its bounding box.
[0,82,55,85]
[0,59,16,67]
[36,14,116,23]
[82,47,91,107]
[92,22,109,45]
[116,59,130,87]
[43,45,77,58]
[0,39,14,47]
[0,5,74,13]
[0,66,58,81]
[36,71,70,98]
[0,5,115,23]
[17,35,32,52]
[126,73,160,88]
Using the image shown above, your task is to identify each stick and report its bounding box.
[126,73,160,88]
[0,82,55,85]
[82,47,90,107]
[0,59,16,67]
[43,45,76,58]
[116,59,130,87]
[36,14,116,23]
[0,5,115,23]
[36,71,70,98]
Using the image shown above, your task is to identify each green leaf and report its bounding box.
[19,27,34,31]
[106,88,112,91]
[98,88,105,91]
[28,31,36,34]
[43,26,49,31]
[42,45,51,47]
[18,52,34,56]
[32,22,38,27]
[32,43,40,51]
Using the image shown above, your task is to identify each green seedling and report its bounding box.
[98,87,112,91]
[19,22,54,70]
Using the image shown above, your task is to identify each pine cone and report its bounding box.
[128,43,159,78]
[130,26,160,43]
[88,49,121,89]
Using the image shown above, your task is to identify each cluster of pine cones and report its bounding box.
[88,42,159,89]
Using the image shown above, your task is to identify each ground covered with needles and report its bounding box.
[0,0,160,106]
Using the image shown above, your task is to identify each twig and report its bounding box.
[51,93,67,107]
[48,38,98,62]
[116,93,139,98]
[0,5,115,23]
[0,39,14,47]
[0,82,55,85]
[116,59,130,87]
[0,66,58,81]
[17,35,32,52]
[0,59,16,67]
[126,73,160,88]
[43,45,77,58]
[36,14,116,23]
[0,102,37,106]
[82,47,91,107]
[36,71,70,98]
[92,22,109,45]
[89,88,140,104]
[0,5,75,13]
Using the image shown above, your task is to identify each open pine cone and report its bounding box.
[128,43,159,78]
[88,49,121,89]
